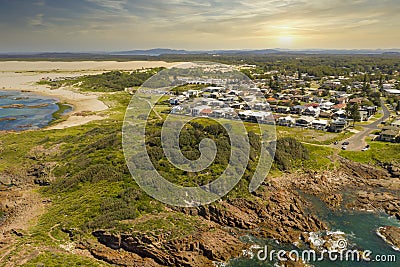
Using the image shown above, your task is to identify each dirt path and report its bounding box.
[0,189,47,235]
[0,188,49,266]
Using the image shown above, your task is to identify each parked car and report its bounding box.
[334,141,339,145]
[342,141,350,145]
[342,145,347,150]
[362,145,370,151]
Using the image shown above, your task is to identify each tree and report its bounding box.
[346,103,361,126]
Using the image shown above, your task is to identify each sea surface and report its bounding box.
[0,90,61,131]
[229,194,400,267]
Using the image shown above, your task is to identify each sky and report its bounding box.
[0,0,399,52]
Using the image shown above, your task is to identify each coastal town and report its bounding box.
[162,65,400,145]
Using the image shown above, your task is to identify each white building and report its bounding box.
[303,107,321,117]
[312,119,329,130]
[391,119,400,128]
[296,116,315,127]
[278,116,296,127]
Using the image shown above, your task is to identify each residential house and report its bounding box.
[253,102,270,111]
[278,116,296,127]
[363,106,378,117]
[359,110,370,121]
[380,129,399,142]
[169,98,180,105]
[333,110,347,119]
[303,106,321,117]
[230,103,245,110]
[239,110,272,123]
[320,101,335,110]
[276,106,291,114]
[385,89,400,95]
[171,106,184,114]
[291,105,306,115]
[335,96,349,105]
[304,103,320,108]
[319,110,333,118]
[296,116,315,127]
[332,104,347,110]
[312,119,329,130]
[208,100,225,108]
[200,108,213,117]
[358,106,377,121]
[266,97,278,104]
[191,105,211,117]
[210,92,222,99]
[349,98,363,105]
[329,118,348,133]
[203,86,225,93]
[391,119,400,128]
[187,90,201,97]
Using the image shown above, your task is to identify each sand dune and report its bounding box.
[0,61,178,72]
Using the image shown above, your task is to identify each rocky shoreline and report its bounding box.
[1,157,399,266]
[377,226,400,251]
[78,182,328,266]
[78,158,400,266]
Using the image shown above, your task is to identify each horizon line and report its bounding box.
[1,47,400,55]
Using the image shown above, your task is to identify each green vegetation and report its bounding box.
[144,119,232,187]
[276,126,353,145]
[340,139,400,165]
[274,137,310,171]
[22,251,110,267]
[50,102,72,124]
[302,144,337,170]
[39,68,164,92]
[346,103,361,126]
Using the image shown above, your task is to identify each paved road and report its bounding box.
[333,99,391,151]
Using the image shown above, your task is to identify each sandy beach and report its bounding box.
[0,61,180,129]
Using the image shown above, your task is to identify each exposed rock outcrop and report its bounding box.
[377,226,400,251]
[179,187,327,244]
[89,221,246,267]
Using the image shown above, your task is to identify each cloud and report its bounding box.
[0,0,399,51]
[35,0,46,6]
[29,14,45,27]
[86,0,128,11]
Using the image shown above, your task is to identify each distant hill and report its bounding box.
[113,48,192,56]
[1,48,400,59]
[111,48,400,56]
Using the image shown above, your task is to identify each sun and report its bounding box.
[278,35,294,47]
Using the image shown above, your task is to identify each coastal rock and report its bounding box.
[0,104,25,109]
[384,163,400,178]
[377,226,400,250]
[339,158,390,180]
[178,189,327,244]
[0,117,17,122]
[90,221,246,267]
[84,239,161,267]
[178,201,259,229]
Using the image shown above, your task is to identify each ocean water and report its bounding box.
[0,90,60,131]
[229,194,400,267]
